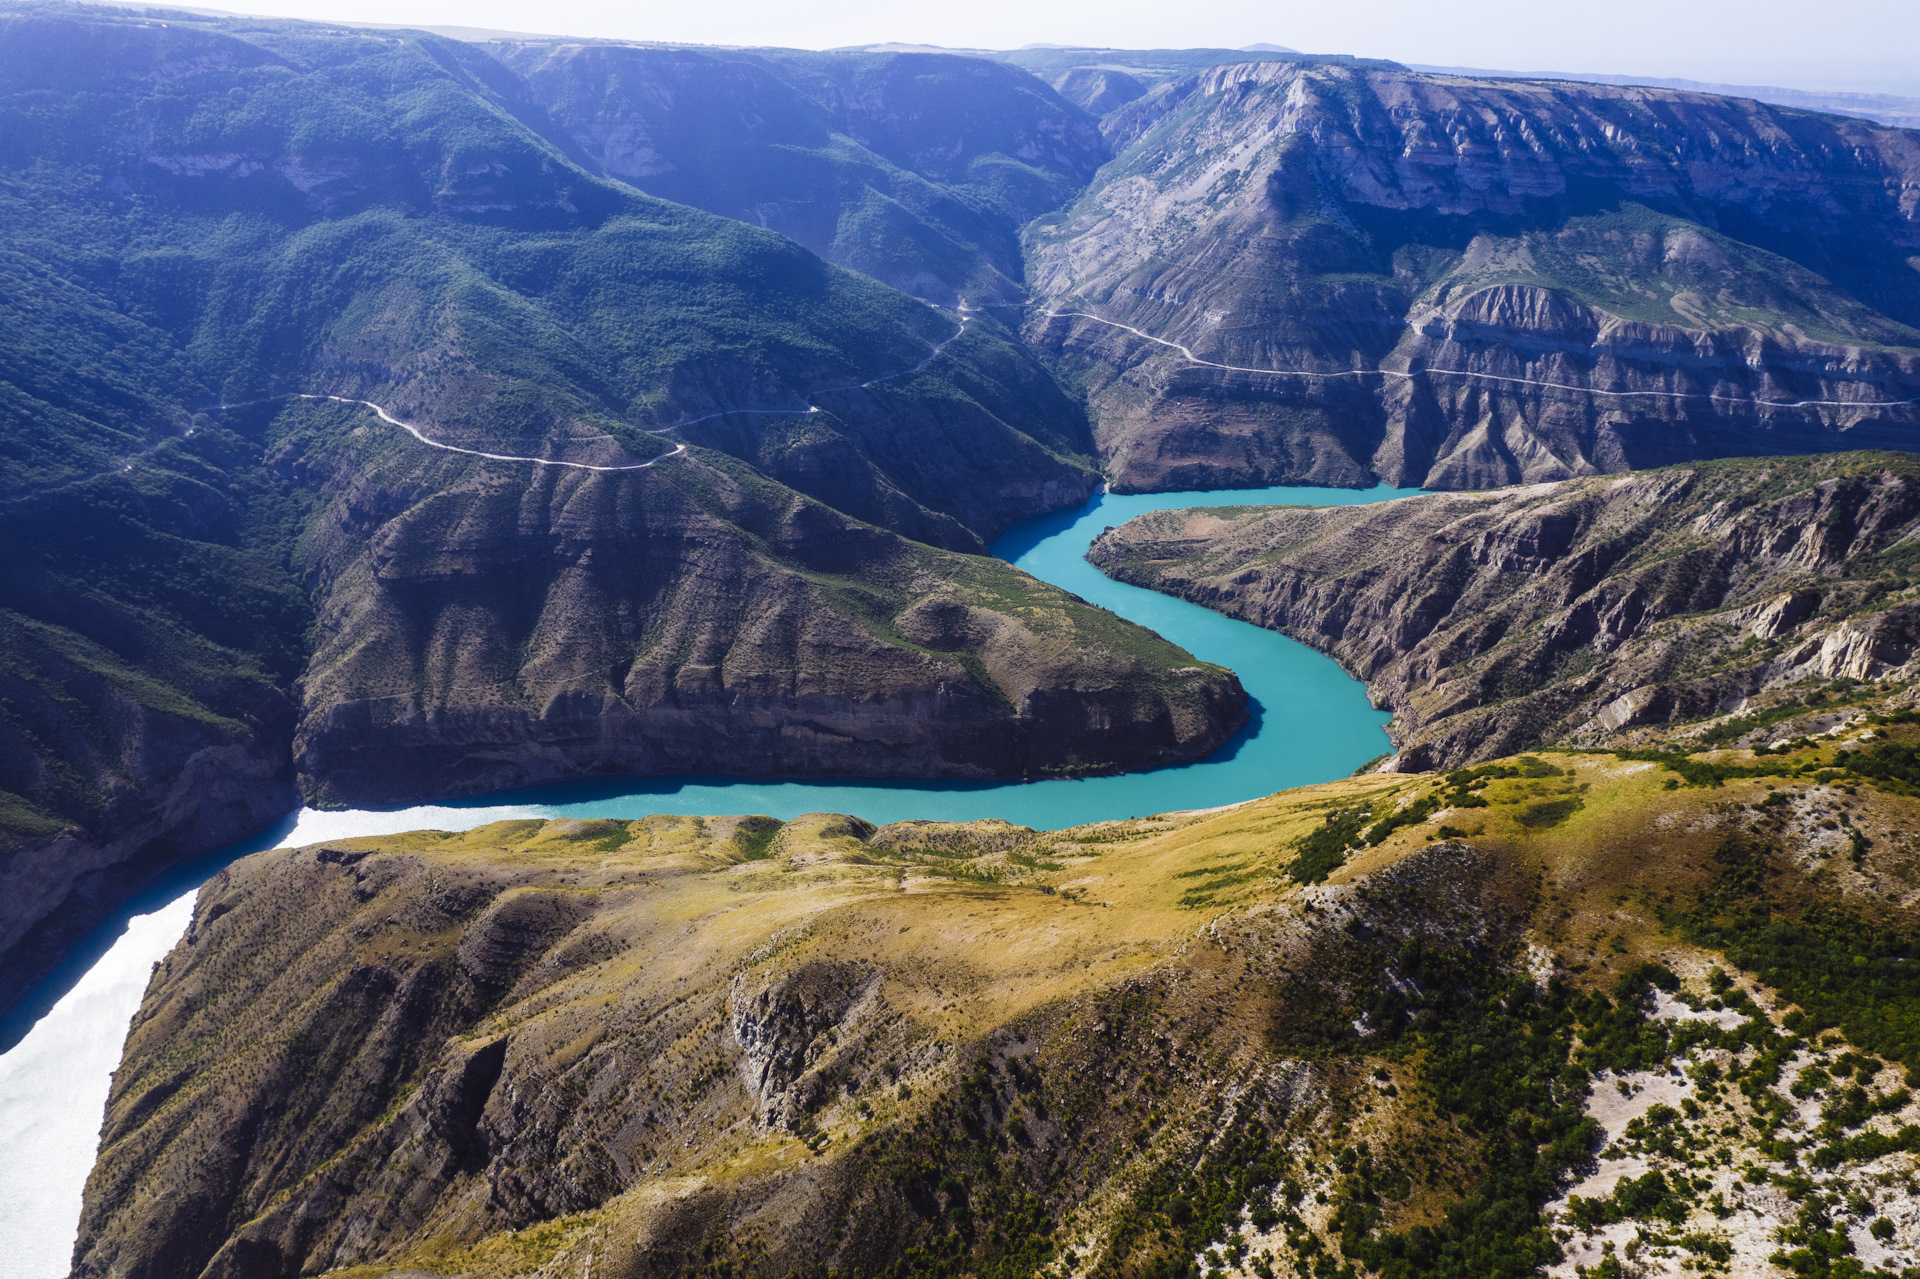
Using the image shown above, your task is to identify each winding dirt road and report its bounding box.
[300,395,688,472]
[1043,308,1920,411]
[309,308,972,473]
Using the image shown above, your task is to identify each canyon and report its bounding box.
[10,16,1920,1276]
[11,0,1920,1037]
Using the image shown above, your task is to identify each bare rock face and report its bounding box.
[731,961,883,1129]
[1089,453,1920,767]
[1028,62,1920,492]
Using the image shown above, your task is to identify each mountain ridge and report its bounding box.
[1404,65,1920,129]
[1089,452,1920,769]
[1027,60,1920,493]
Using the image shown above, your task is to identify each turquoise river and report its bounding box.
[0,481,1422,1277]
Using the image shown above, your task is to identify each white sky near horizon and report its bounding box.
[129,0,1920,97]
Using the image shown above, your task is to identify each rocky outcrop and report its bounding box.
[731,961,883,1129]
[1028,62,1920,492]
[1089,453,1920,767]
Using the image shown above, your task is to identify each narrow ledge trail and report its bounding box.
[309,307,973,473]
[300,395,688,472]
[1041,308,1920,411]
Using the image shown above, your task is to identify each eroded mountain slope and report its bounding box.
[1092,453,1920,769]
[75,731,1920,1279]
[1027,62,1920,492]
[286,394,1242,805]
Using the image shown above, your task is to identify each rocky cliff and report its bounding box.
[0,381,315,1023]
[0,615,294,1024]
[1027,62,1920,492]
[75,732,1920,1279]
[1091,452,1920,768]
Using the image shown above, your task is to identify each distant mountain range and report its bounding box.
[1408,65,1920,130]
[1027,61,1920,491]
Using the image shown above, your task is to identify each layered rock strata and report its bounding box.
[290,410,1244,805]
[1089,453,1920,768]
[1028,62,1920,492]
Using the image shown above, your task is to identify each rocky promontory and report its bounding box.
[290,409,1245,805]
[0,627,294,1024]
[75,741,1920,1278]
[1089,452,1920,767]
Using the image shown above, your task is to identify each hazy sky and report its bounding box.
[164,0,1920,96]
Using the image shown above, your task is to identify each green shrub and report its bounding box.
[1286,807,1369,884]
[1517,798,1583,829]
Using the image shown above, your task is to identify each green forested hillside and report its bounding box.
[500,44,1109,308]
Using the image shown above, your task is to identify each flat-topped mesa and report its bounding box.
[1088,453,1920,769]
[1028,62,1920,493]
[74,741,1920,1279]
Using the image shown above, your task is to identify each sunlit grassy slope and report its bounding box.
[76,713,1920,1279]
